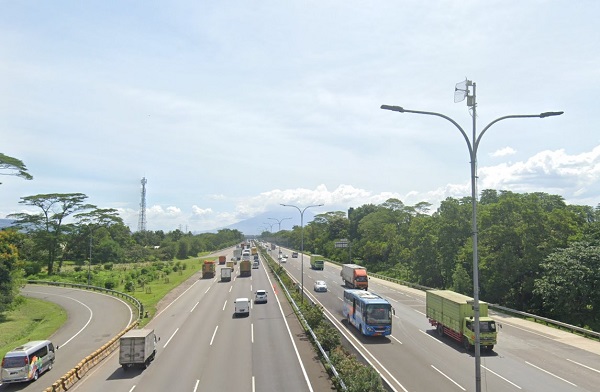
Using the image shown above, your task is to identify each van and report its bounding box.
[234,298,250,317]
[1,340,55,383]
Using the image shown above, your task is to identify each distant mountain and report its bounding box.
[223,210,318,236]
[0,218,15,229]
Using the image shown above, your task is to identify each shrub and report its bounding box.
[124,281,135,292]
[103,263,114,270]
[104,281,116,290]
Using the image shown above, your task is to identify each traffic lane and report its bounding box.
[132,274,248,392]
[251,264,313,392]
[364,277,590,391]
[2,285,134,392]
[69,275,220,392]
[369,277,600,391]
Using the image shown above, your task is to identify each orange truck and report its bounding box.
[202,260,216,279]
[218,255,226,265]
[341,264,368,290]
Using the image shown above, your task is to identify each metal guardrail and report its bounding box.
[316,257,600,341]
[260,250,348,391]
[28,279,144,319]
[26,280,143,392]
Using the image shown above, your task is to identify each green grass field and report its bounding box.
[0,297,67,361]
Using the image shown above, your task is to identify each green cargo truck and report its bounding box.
[310,254,325,270]
[426,290,497,351]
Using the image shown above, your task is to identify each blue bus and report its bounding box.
[342,289,393,336]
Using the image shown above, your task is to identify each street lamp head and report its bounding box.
[539,111,564,118]
[380,105,405,112]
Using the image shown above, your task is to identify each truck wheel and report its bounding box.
[463,337,473,351]
[436,324,444,337]
[122,365,128,371]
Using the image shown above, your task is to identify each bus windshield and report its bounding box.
[365,304,392,325]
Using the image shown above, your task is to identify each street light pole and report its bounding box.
[381,84,562,392]
[268,217,292,232]
[269,217,292,258]
[280,203,323,303]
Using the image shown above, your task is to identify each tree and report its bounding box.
[8,193,93,274]
[0,152,33,184]
[534,241,600,329]
[0,230,22,315]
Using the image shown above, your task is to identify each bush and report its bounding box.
[103,263,114,270]
[104,281,116,290]
[314,323,340,352]
[124,281,135,292]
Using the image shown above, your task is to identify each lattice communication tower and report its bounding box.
[138,177,147,232]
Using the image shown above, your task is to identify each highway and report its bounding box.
[273,246,600,391]
[8,244,600,392]
[0,285,135,392]
[67,249,319,392]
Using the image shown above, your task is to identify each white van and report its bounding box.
[1,340,55,383]
[234,298,250,317]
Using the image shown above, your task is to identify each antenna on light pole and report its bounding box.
[455,78,474,106]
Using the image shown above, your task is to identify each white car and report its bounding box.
[314,280,327,292]
[255,290,268,303]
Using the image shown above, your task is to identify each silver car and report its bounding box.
[255,290,268,303]
[313,280,327,292]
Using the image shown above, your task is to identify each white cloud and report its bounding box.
[191,206,213,216]
[490,147,516,158]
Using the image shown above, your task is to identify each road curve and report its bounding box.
[0,285,135,392]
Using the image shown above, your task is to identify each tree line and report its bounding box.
[0,192,244,315]
[265,191,600,331]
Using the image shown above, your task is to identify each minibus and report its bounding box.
[1,340,55,383]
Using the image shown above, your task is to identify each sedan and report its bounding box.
[313,280,327,292]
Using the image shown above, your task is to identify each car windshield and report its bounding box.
[257,291,266,295]
[365,304,392,325]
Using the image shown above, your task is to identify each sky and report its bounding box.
[1,1,599,234]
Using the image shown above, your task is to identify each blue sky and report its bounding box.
[1,1,599,233]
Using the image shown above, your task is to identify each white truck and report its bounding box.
[119,329,158,371]
[221,267,232,282]
[233,248,242,260]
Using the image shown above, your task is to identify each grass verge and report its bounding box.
[0,297,67,360]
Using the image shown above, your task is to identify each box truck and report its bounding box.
[341,264,368,290]
[426,290,497,351]
[119,329,158,370]
[221,267,232,282]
